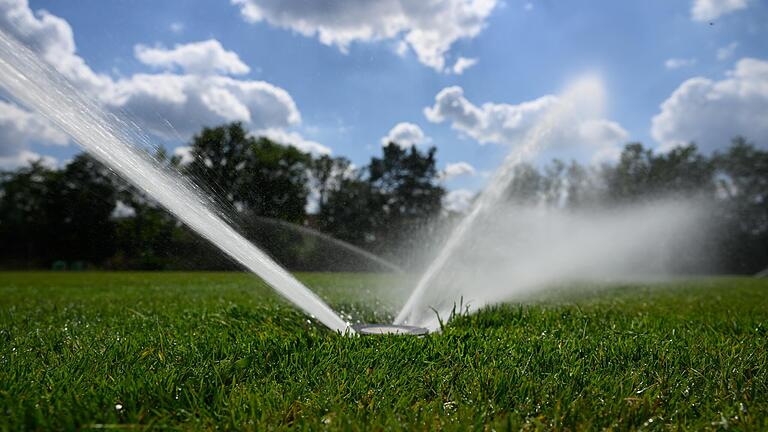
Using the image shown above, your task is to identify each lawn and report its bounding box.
[1,272,766,430]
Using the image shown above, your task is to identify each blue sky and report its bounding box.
[1,0,767,204]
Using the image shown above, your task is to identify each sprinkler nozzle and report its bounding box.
[351,324,429,336]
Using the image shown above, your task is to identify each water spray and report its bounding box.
[0,28,352,334]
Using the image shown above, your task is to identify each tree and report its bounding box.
[186,123,312,222]
[0,155,118,268]
[49,155,118,265]
[308,154,352,211]
[604,143,714,201]
[244,137,311,222]
[712,137,768,273]
[504,163,544,205]
[0,161,55,267]
[566,160,603,208]
[186,122,252,209]
[370,143,443,212]
[318,143,444,258]
[317,172,376,247]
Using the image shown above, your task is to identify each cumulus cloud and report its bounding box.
[665,58,697,70]
[169,22,184,34]
[717,42,739,61]
[381,122,429,147]
[442,161,476,180]
[424,84,628,162]
[173,146,194,165]
[424,86,557,145]
[443,188,475,213]
[230,0,497,72]
[135,39,251,76]
[108,74,300,139]
[0,0,111,95]
[0,101,68,154]
[111,200,136,219]
[691,0,751,22]
[0,149,57,169]
[0,0,327,162]
[0,101,68,168]
[651,57,768,153]
[254,128,331,155]
[452,57,478,75]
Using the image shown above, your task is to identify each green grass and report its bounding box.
[1,272,767,430]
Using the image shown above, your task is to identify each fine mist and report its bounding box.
[394,75,718,331]
[398,199,712,330]
[396,76,615,325]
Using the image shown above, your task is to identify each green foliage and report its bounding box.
[605,143,715,201]
[504,162,545,205]
[712,137,768,273]
[187,123,311,222]
[317,174,376,246]
[0,161,55,267]
[320,143,444,260]
[0,272,767,430]
[0,155,117,268]
[1,126,765,272]
[308,154,352,211]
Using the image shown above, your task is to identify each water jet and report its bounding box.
[0,28,351,333]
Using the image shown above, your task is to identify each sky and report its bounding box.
[0,0,766,211]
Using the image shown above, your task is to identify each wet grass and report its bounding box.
[1,272,767,430]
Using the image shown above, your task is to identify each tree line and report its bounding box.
[0,122,765,273]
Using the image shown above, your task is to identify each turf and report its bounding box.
[1,272,767,430]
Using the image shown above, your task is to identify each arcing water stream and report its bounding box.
[396,77,708,330]
[0,29,351,333]
[394,84,585,326]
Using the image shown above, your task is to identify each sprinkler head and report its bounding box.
[351,324,429,336]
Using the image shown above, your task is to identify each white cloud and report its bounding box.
[0,0,323,162]
[0,0,111,96]
[0,101,68,154]
[717,42,739,61]
[442,161,476,180]
[109,74,300,138]
[255,128,332,155]
[230,0,498,72]
[135,39,250,75]
[691,0,751,22]
[665,58,697,70]
[0,149,57,169]
[524,2,534,11]
[111,200,136,219]
[425,86,556,145]
[578,119,628,162]
[424,84,628,162]
[381,122,429,147]
[0,100,68,168]
[452,56,478,75]
[443,188,475,212]
[173,146,194,165]
[394,40,409,57]
[651,57,768,153]
[169,22,184,33]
